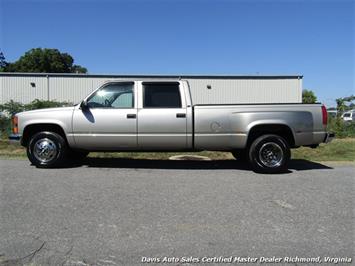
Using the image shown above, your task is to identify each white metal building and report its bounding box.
[0,73,303,104]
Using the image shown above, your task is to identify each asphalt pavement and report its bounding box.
[0,158,354,266]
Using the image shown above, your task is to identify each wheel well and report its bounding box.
[21,124,67,146]
[247,124,295,148]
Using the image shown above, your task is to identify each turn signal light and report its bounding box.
[12,116,18,134]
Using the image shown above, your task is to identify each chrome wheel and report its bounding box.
[33,138,58,163]
[258,142,283,168]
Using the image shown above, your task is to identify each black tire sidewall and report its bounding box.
[27,132,67,168]
[248,134,290,173]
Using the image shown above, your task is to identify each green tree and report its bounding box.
[3,48,87,73]
[0,51,9,71]
[302,89,317,103]
[71,64,88,73]
[336,95,355,114]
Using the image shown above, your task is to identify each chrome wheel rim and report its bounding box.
[33,138,58,163]
[258,142,283,168]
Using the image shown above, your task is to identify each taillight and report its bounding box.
[12,116,18,134]
[321,105,327,126]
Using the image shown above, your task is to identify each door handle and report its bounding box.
[127,114,136,119]
[176,113,186,118]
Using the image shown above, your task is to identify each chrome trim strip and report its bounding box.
[68,133,189,137]
[68,133,136,137]
[194,133,247,136]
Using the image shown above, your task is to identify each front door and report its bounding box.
[72,82,137,150]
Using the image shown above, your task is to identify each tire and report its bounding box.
[231,149,247,161]
[248,134,290,174]
[27,131,68,168]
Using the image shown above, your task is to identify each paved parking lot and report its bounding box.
[0,159,353,265]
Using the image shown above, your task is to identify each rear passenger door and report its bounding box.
[137,82,187,150]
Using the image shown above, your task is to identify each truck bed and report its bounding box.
[193,103,326,150]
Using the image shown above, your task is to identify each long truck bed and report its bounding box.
[193,103,326,150]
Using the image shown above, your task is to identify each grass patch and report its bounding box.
[0,138,354,162]
[292,138,355,161]
[0,140,27,158]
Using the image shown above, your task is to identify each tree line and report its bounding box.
[0,48,87,73]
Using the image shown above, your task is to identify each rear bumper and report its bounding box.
[9,134,21,142]
[323,132,335,143]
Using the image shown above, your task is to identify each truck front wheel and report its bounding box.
[248,134,290,173]
[27,131,68,168]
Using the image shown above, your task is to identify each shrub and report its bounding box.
[0,116,11,138]
[327,117,355,138]
[26,99,69,110]
[0,100,25,117]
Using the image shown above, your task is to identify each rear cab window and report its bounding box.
[143,82,182,108]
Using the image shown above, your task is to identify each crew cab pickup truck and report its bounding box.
[10,80,334,173]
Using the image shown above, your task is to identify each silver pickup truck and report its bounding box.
[10,80,334,173]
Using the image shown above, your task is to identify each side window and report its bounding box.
[87,82,134,108]
[143,82,182,108]
[111,92,133,108]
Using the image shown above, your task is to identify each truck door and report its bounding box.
[72,82,137,150]
[137,81,187,150]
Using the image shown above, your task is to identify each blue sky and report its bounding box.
[0,0,354,107]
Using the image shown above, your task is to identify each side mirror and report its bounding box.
[80,100,88,110]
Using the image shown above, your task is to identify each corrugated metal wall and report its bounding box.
[0,76,48,103]
[48,77,108,104]
[187,78,302,104]
[0,75,302,104]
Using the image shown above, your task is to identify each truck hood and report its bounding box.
[16,106,75,116]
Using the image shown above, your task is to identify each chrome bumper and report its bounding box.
[324,132,335,143]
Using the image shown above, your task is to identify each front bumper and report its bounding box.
[323,132,335,143]
[9,134,21,142]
